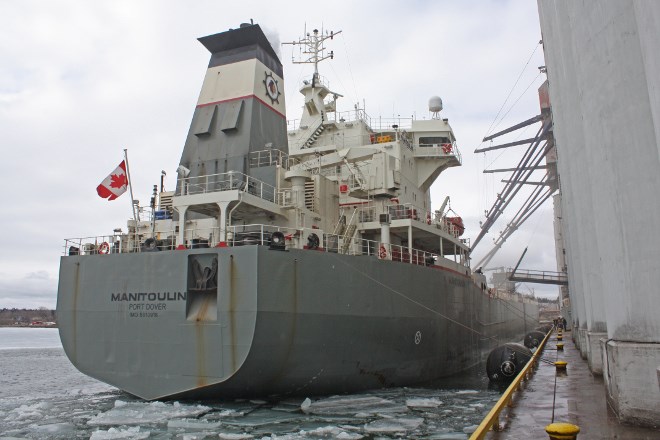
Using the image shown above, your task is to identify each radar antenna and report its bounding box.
[282,26,342,80]
[428,96,443,119]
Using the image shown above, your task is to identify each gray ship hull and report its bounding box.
[57,246,538,400]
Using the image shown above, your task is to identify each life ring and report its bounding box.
[426,213,432,225]
[442,143,452,154]
[379,245,387,259]
[98,242,110,254]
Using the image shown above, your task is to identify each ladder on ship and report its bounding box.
[339,208,359,254]
[301,112,326,149]
[343,159,366,191]
[303,123,325,148]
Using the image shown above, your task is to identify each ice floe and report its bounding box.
[89,426,151,439]
[2,342,500,439]
[363,416,424,433]
[218,433,255,440]
[166,418,223,430]
[87,400,210,426]
[301,395,407,416]
[406,397,444,408]
[455,390,479,394]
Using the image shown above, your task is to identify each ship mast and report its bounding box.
[282,27,342,84]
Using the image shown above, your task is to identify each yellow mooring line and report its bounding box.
[469,329,553,440]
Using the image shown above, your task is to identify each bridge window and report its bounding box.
[419,136,450,146]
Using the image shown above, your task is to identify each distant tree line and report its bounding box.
[0,308,56,326]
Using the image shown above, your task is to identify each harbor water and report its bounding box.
[0,328,501,439]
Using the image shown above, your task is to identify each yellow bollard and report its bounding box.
[545,422,580,439]
[555,360,567,371]
[557,343,564,351]
[557,335,563,341]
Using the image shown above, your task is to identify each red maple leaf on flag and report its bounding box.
[110,173,127,189]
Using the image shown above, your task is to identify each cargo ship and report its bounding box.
[56,23,538,400]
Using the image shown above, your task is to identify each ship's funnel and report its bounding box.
[177,24,287,188]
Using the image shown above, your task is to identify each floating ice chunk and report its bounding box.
[454,390,479,394]
[220,408,302,427]
[64,383,117,397]
[336,432,364,439]
[219,409,245,417]
[203,409,246,420]
[7,402,52,421]
[167,418,223,430]
[301,395,405,416]
[87,400,210,426]
[218,434,255,440]
[31,422,76,435]
[305,426,344,436]
[274,397,308,409]
[178,433,219,440]
[363,416,423,433]
[463,424,479,434]
[300,398,311,412]
[432,434,468,439]
[89,426,151,439]
[252,426,362,440]
[301,426,363,438]
[406,398,444,408]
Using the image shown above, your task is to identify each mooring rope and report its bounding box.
[329,252,544,353]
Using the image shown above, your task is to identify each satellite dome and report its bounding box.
[428,96,443,113]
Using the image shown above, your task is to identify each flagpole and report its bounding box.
[124,149,138,222]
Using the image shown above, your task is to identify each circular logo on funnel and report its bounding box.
[263,71,281,104]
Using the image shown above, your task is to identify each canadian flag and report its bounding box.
[97,160,128,201]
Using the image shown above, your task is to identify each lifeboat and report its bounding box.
[446,216,465,236]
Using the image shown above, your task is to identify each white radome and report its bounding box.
[428,96,443,113]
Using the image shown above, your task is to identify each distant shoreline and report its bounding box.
[0,325,58,328]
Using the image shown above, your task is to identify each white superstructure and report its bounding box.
[67,27,472,278]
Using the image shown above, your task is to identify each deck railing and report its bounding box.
[62,224,469,272]
[178,171,279,203]
[248,149,288,168]
[413,141,462,164]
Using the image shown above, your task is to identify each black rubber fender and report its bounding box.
[486,342,532,382]
[524,331,546,349]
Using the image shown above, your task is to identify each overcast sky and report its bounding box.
[0,0,558,309]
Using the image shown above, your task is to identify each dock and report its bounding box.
[474,330,658,439]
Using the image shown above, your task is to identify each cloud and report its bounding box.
[0,275,57,309]
[25,271,50,280]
